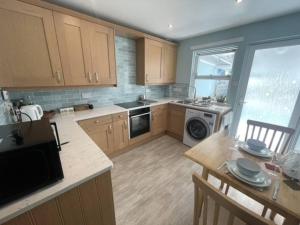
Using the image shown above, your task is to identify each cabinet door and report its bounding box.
[0,0,63,87]
[167,107,185,138]
[88,124,114,154]
[4,213,33,225]
[53,12,92,86]
[145,38,164,84]
[90,23,116,85]
[163,44,177,83]
[152,108,167,136]
[113,119,129,151]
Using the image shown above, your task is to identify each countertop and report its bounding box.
[0,97,232,224]
[0,98,175,224]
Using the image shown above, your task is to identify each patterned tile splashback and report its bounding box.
[0,99,9,125]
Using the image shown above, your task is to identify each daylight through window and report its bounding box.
[193,49,236,99]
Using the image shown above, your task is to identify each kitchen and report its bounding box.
[0,0,300,225]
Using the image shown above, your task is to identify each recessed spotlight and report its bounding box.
[236,0,243,3]
[168,24,173,29]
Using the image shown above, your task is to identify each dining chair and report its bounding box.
[245,119,295,155]
[193,173,275,225]
[245,120,295,220]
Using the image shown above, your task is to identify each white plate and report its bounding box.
[227,161,272,188]
[239,142,273,159]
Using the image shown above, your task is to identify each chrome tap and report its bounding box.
[188,86,197,103]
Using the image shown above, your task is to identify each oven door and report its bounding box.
[130,112,151,138]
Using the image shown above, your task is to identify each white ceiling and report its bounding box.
[47,0,300,41]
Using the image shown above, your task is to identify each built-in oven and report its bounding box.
[129,107,151,138]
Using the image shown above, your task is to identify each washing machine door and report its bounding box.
[186,117,210,141]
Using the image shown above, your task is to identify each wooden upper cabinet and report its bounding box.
[163,44,177,83]
[90,23,117,85]
[145,39,164,84]
[0,0,64,88]
[54,12,116,86]
[53,12,91,86]
[136,38,177,85]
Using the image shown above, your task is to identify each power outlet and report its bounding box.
[59,107,74,113]
[81,92,92,99]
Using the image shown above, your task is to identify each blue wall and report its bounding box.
[176,12,300,104]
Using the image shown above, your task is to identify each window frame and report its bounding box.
[191,48,237,98]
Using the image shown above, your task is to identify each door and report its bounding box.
[90,23,116,85]
[88,124,114,154]
[234,39,300,144]
[0,0,63,87]
[53,12,92,86]
[167,105,186,138]
[163,44,177,83]
[130,113,151,138]
[113,119,129,151]
[151,108,167,135]
[145,39,164,83]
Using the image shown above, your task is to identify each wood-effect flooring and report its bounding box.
[111,135,283,225]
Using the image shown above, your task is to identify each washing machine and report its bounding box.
[183,108,217,147]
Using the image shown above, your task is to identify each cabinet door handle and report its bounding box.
[108,124,112,134]
[146,74,149,82]
[95,120,100,124]
[95,72,99,83]
[88,72,92,83]
[123,121,127,129]
[56,71,61,83]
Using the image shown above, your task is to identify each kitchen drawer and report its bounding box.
[78,115,112,132]
[168,103,186,112]
[151,104,168,112]
[112,112,128,122]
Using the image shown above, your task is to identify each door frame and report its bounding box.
[232,38,300,149]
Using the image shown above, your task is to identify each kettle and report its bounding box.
[20,105,44,121]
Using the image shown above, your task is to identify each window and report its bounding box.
[192,47,236,98]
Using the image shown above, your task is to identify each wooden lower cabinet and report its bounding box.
[78,112,129,155]
[113,119,129,151]
[3,171,116,225]
[88,124,114,154]
[151,105,167,136]
[167,104,186,140]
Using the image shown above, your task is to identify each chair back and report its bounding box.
[192,173,275,225]
[245,120,295,154]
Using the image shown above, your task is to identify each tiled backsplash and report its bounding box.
[0,99,9,125]
[0,36,188,125]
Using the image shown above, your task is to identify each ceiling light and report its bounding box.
[168,24,173,29]
[236,0,243,3]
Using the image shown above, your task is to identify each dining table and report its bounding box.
[184,131,300,225]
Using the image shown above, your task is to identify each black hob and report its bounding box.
[115,100,157,109]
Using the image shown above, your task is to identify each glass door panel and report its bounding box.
[237,44,300,141]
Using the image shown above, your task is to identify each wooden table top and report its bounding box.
[184,131,300,221]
